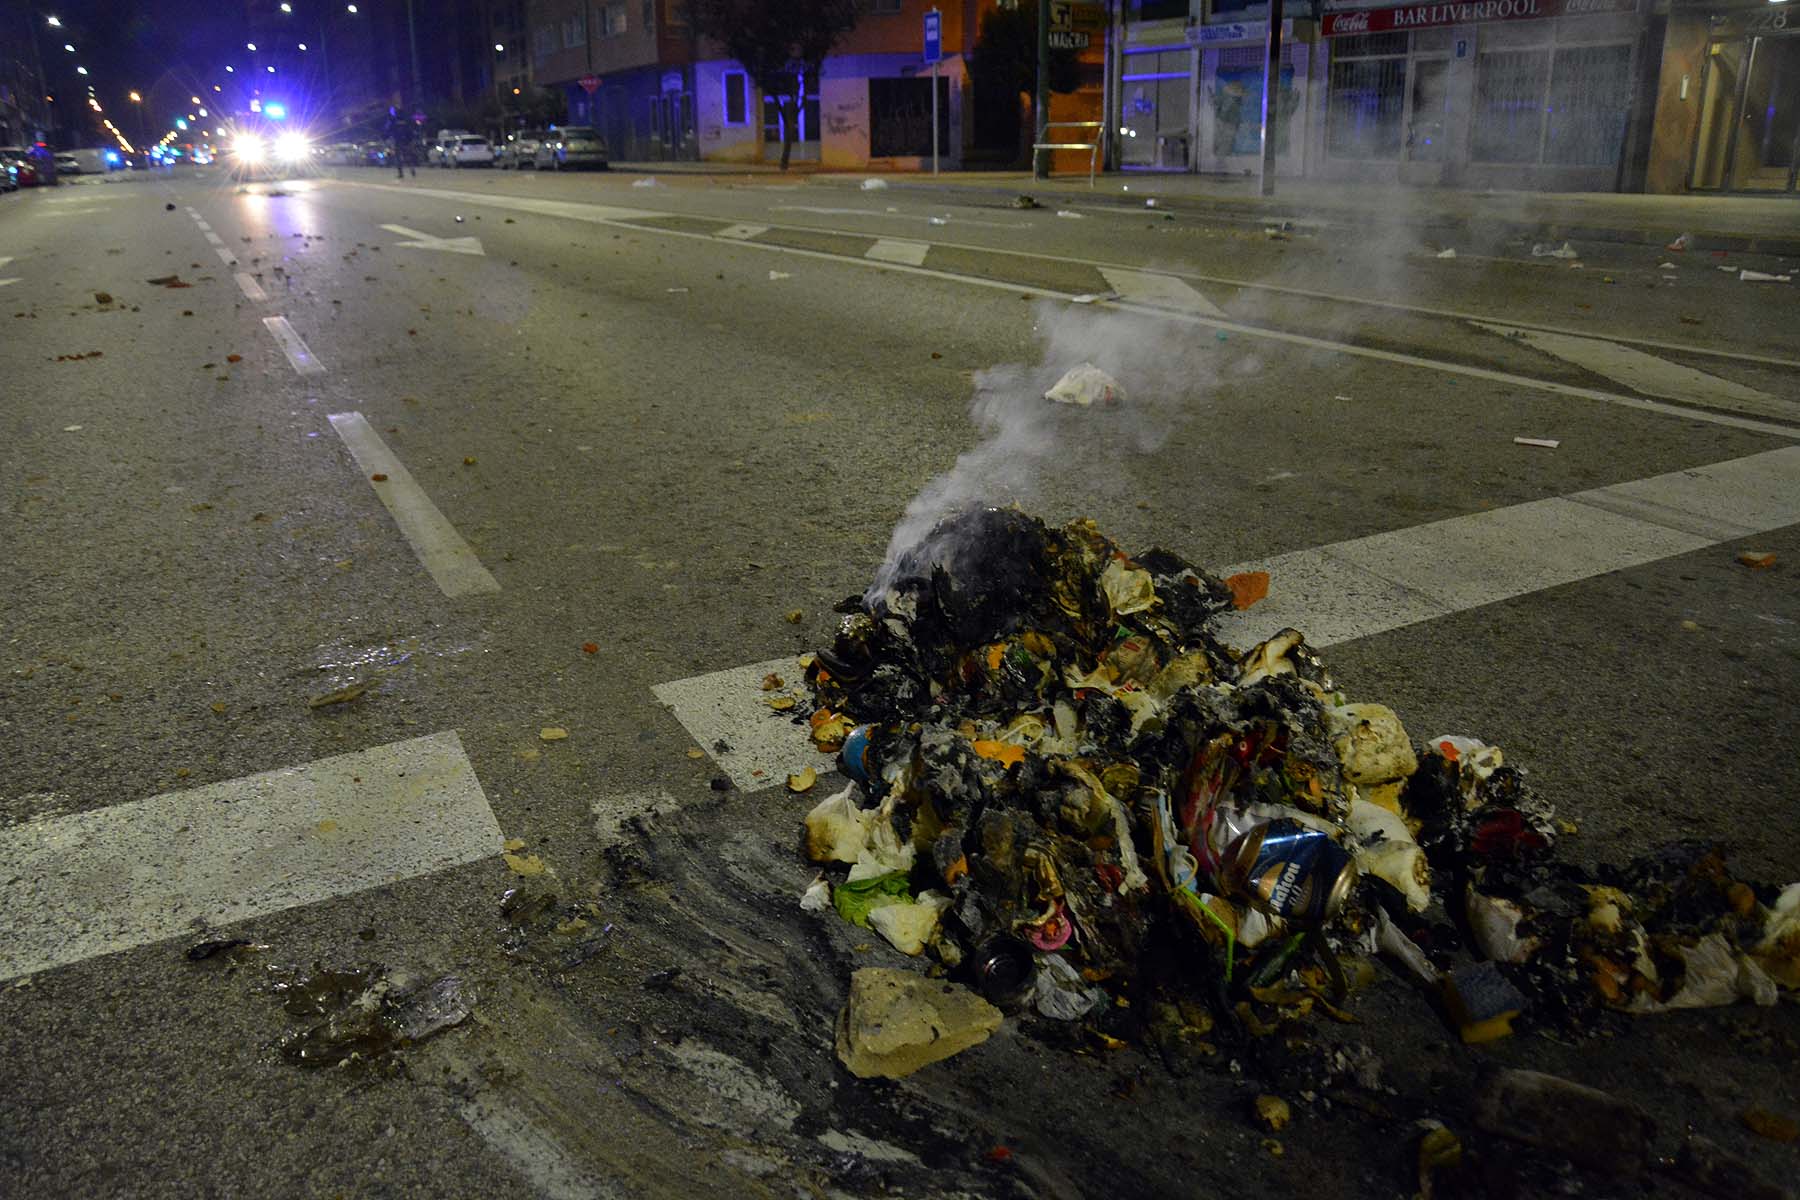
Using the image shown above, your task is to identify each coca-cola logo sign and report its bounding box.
[1331,11,1372,32]
[1323,0,1635,36]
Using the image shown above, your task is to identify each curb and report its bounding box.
[806,175,1800,259]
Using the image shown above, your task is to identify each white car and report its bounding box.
[534,126,607,171]
[444,135,494,168]
[497,131,547,169]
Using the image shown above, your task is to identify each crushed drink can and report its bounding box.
[1216,817,1356,924]
[839,724,882,795]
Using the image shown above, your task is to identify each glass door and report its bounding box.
[1690,33,1800,193]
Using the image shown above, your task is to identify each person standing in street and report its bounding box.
[386,108,417,179]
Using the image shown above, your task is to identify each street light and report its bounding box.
[75,65,86,74]
[346,4,357,12]
[225,65,234,72]
[246,42,256,50]
[280,1,291,10]
[62,43,73,52]
[298,42,307,50]
[190,95,200,103]
[129,90,140,102]
[45,15,61,26]
[494,43,504,52]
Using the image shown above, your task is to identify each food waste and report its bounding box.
[793,509,1798,1050]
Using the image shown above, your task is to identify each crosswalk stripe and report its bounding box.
[263,315,325,375]
[1472,322,1792,420]
[1098,267,1226,316]
[716,223,768,241]
[865,238,930,267]
[0,732,502,983]
[655,445,1800,792]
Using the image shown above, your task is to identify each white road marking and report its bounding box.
[865,238,931,267]
[327,412,501,598]
[456,1090,623,1200]
[379,223,486,256]
[262,315,325,375]
[1472,322,1793,421]
[215,246,239,267]
[652,658,816,791]
[45,193,124,204]
[329,179,1799,437]
[234,272,268,301]
[194,219,212,232]
[0,731,501,984]
[658,445,1800,791]
[202,230,226,246]
[1099,266,1226,317]
[716,223,768,241]
[41,208,104,217]
[0,279,16,289]
[0,256,14,268]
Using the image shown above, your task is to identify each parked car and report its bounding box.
[496,130,547,169]
[361,142,390,167]
[444,135,494,168]
[0,145,54,187]
[534,126,607,171]
[429,128,472,166]
[0,161,17,192]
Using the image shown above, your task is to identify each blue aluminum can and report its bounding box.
[1220,818,1357,924]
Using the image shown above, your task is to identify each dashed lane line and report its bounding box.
[1472,322,1794,421]
[1098,266,1226,317]
[328,179,1800,440]
[327,412,501,598]
[202,230,226,247]
[656,444,1800,791]
[0,731,502,984]
[716,223,768,241]
[194,218,212,232]
[865,238,930,267]
[215,246,239,267]
[262,315,325,375]
[235,272,268,301]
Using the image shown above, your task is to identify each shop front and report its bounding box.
[1318,0,1650,189]
[1685,4,1799,192]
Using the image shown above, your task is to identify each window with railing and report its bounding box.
[1327,33,1409,159]
[1472,39,1631,165]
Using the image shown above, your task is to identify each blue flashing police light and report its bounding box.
[265,101,287,120]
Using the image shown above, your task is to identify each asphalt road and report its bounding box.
[2,163,1798,1199]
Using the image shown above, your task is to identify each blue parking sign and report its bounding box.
[923,9,941,63]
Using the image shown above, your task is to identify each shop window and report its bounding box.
[607,4,627,34]
[1214,47,1299,158]
[869,76,951,157]
[562,10,586,47]
[1472,49,1549,162]
[1327,35,1409,160]
[1120,49,1191,167]
[1544,43,1632,165]
[722,71,748,125]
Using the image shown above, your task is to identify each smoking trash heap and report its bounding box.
[795,508,1799,1075]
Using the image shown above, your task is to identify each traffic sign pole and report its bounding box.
[925,9,941,177]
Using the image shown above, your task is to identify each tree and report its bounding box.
[689,0,859,170]
[968,6,1078,168]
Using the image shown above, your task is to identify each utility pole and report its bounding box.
[1258,0,1284,197]
[405,0,424,112]
[1033,0,1049,180]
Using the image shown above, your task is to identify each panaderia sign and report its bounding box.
[1322,0,1636,36]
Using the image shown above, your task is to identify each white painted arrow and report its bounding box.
[380,223,486,256]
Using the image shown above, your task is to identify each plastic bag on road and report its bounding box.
[1043,362,1125,407]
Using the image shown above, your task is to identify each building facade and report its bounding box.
[525,0,986,167]
[1645,0,1797,193]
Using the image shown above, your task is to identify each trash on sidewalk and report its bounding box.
[1531,242,1580,259]
[1513,437,1560,449]
[836,967,1002,1079]
[860,178,888,191]
[1739,269,1793,283]
[1043,363,1125,407]
[1474,1068,1653,1175]
[1435,248,1457,259]
[1737,551,1777,570]
[791,506,1799,1070]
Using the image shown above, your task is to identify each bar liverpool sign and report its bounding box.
[1322,0,1636,36]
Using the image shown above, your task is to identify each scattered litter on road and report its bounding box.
[1012,195,1041,209]
[61,424,82,432]
[1043,362,1124,407]
[146,275,190,287]
[93,291,113,305]
[928,216,948,226]
[1435,249,1456,259]
[539,726,569,741]
[307,682,368,708]
[1055,210,1083,219]
[836,967,1002,1079]
[665,286,689,293]
[1739,269,1792,283]
[270,964,472,1069]
[164,202,175,211]
[1513,437,1560,449]
[1531,242,1579,259]
[768,270,791,281]
[1657,261,1677,270]
[860,178,888,190]
[1666,233,1691,251]
[632,177,660,188]
[1069,292,1118,305]
[788,767,818,793]
[1737,551,1777,570]
[1225,570,1271,610]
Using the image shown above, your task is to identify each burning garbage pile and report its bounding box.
[796,507,1799,1075]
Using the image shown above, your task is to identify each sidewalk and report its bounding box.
[610,160,1800,258]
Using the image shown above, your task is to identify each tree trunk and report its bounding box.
[778,95,796,171]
